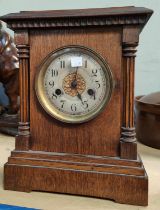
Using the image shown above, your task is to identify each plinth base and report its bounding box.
[4,151,148,206]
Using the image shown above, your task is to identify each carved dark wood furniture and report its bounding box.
[1,7,153,206]
[0,21,19,135]
[135,92,160,149]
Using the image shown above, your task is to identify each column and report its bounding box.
[120,26,140,160]
[14,31,30,150]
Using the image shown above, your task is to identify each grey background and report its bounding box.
[0,0,159,106]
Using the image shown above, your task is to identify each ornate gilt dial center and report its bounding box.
[63,73,86,97]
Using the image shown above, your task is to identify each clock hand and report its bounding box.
[93,91,96,100]
[70,79,84,105]
[71,68,85,105]
[70,67,79,89]
[77,92,84,105]
[74,67,78,80]
[71,67,79,89]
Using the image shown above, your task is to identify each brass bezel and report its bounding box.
[35,45,114,123]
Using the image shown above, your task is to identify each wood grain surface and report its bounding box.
[30,27,121,156]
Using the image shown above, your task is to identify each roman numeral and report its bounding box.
[60,60,65,68]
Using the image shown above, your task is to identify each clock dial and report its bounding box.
[36,46,113,123]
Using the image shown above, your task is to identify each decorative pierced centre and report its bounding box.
[63,73,86,97]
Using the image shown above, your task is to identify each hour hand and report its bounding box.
[77,92,84,105]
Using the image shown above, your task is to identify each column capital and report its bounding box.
[122,43,138,57]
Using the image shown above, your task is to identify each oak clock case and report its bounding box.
[35,46,113,123]
[1,7,153,206]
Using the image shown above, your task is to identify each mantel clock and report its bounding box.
[1,7,153,206]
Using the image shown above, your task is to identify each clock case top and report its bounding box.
[1,7,153,206]
[1,6,152,23]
